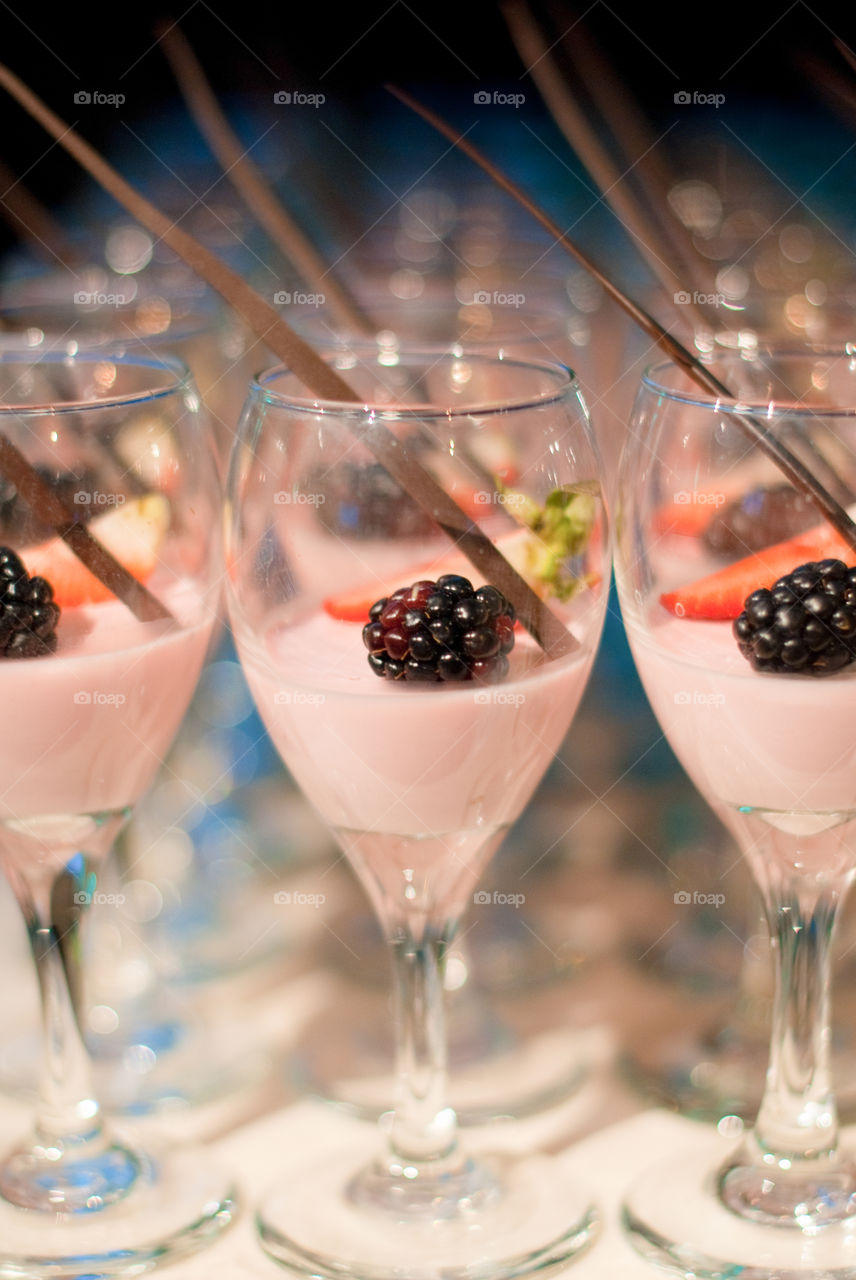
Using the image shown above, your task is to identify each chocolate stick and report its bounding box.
[536,3,717,301]
[156,21,372,338]
[0,435,172,622]
[501,0,708,331]
[387,84,856,553]
[0,64,576,658]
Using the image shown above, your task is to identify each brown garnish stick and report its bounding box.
[156,21,372,338]
[501,0,708,331]
[0,435,172,623]
[538,3,717,300]
[386,84,856,552]
[0,64,576,658]
[835,39,856,77]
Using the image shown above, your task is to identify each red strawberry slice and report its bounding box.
[21,495,169,608]
[323,531,531,622]
[661,521,855,620]
[324,552,473,622]
[654,495,727,538]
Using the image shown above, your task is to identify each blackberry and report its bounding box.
[314,461,438,540]
[704,484,819,555]
[0,467,99,543]
[733,559,856,675]
[0,547,60,658]
[362,575,515,683]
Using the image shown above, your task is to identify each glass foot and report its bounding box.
[0,1140,237,1277]
[623,1128,856,1278]
[256,1133,598,1280]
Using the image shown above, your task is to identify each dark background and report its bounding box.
[1,1,856,265]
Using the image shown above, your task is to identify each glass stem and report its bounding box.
[10,858,105,1150]
[754,868,844,1161]
[388,924,457,1164]
[718,815,856,1228]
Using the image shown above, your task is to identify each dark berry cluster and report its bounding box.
[0,467,98,543]
[704,484,818,555]
[733,559,856,675]
[363,575,515,683]
[0,547,60,658]
[316,462,437,540]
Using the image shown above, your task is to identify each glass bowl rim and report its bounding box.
[641,349,856,417]
[0,349,195,415]
[249,351,579,419]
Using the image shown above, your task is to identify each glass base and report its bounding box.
[623,1128,856,1278]
[0,1139,237,1277]
[257,1133,598,1280]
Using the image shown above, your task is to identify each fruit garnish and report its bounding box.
[0,466,100,544]
[661,520,853,620]
[314,461,439,540]
[0,546,60,658]
[362,576,516,683]
[21,494,169,608]
[654,492,733,538]
[703,484,819,555]
[499,483,598,602]
[733,560,856,675]
[322,532,528,622]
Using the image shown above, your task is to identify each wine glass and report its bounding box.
[613,347,856,1276]
[225,348,609,1277]
[0,349,236,1273]
[0,276,282,1116]
[285,308,613,1124]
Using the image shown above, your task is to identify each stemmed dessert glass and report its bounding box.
[0,350,236,1273]
[225,348,609,1278]
[614,348,856,1277]
[0,280,273,1116]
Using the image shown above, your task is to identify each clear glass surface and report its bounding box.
[0,273,275,1115]
[614,348,856,1277]
[0,351,236,1274]
[226,349,609,1278]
